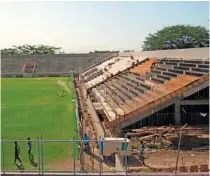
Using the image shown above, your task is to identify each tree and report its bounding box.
[89,50,119,53]
[1,44,62,56]
[142,25,209,51]
[123,50,134,52]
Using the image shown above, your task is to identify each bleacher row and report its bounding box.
[149,59,209,84]
[1,53,114,75]
[82,56,146,89]
[90,58,209,122]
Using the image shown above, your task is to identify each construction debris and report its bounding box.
[127,126,209,150]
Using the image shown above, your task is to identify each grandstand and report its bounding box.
[1,52,117,77]
[1,47,209,175]
[77,47,209,138]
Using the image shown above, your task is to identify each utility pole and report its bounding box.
[175,124,187,175]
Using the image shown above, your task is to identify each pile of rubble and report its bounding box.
[126,125,209,150]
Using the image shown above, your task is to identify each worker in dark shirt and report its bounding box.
[27,137,34,160]
[13,141,22,165]
[139,141,145,165]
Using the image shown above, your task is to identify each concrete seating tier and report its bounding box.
[97,85,121,110]
[100,84,122,106]
[90,57,209,126]
[84,70,103,82]
[130,58,156,76]
[1,53,114,75]
[161,58,209,64]
[173,66,190,70]
[164,62,178,66]
[179,63,197,67]
[149,58,209,85]
[156,74,171,81]
[191,67,209,73]
[1,58,25,73]
[103,82,125,106]
[198,64,209,68]
[185,71,205,77]
[91,69,166,114]
[83,56,147,89]
[167,69,183,75]
[83,68,98,77]
[119,73,151,90]
[151,77,165,84]
[92,87,116,121]
[105,74,209,129]
[124,72,146,83]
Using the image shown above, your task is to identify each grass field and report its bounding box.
[1,77,78,170]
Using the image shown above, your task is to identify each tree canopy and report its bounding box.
[89,50,119,53]
[142,25,209,51]
[1,44,62,56]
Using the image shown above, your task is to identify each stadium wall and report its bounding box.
[1,72,70,78]
[119,47,209,59]
[1,53,117,74]
[2,173,209,176]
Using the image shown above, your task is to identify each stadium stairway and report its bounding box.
[89,58,209,131]
[22,61,37,74]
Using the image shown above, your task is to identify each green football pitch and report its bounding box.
[1,77,78,170]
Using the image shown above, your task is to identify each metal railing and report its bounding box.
[1,138,129,174]
[1,134,209,175]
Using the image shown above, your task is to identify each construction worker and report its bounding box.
[83,133,90,153]
[139,141,145,165]
[151,60,157,68]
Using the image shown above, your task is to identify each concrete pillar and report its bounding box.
[175,96,181,125]
[115,154,125,173]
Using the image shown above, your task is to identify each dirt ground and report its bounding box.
[49,151,114,172]
[49,158,81,170]
[144,150,209,169]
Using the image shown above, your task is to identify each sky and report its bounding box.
[0,1,209,53]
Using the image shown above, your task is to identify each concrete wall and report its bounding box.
[119,47,209,59]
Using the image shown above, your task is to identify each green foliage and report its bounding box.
[148,144,158,149]
[123,50,134,52]
[1,44,62,56]
[2,77,78,170]
[89,50,119,53]
[142,25,209,51]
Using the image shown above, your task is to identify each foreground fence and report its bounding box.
[1,135,209,175]
[1,138,130,174]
